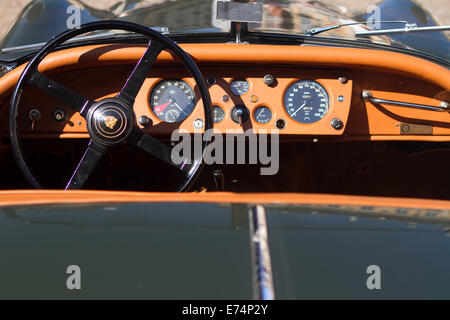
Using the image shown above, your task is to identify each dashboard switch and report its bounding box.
[212,170,225,191]
[28,109,41,121]
[231,105,249,125]
[28,109,41,131]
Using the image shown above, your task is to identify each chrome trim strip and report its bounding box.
[249,205,275,300]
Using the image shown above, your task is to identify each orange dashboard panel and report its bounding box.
[0,43,448,140]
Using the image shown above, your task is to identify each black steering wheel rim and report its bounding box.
[9,20,213,192]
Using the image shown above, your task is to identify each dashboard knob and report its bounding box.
[52,108,67,122]
[138,116,151,127]
[331,118,344,130]
[263,74,277,87]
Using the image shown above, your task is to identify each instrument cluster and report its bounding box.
[146,69,352,136]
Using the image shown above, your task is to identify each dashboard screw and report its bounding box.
[331,118,344,130]
[223,95,230,102]
[339,77,348,84]
[338,95,344,102]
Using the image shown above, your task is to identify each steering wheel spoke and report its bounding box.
[65,141,108,190]
[116,39,165,106]
[128,128,191,176]
[27,70,93,117]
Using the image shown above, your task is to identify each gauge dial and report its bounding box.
[284,80,329,124]
[213,106,225,123]
[230,79,249,96]
[254,106,272,124]
[150,80,196,123]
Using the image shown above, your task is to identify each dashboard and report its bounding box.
[0,43,448,141]
[131,65,352,135]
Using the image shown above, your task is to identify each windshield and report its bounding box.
[0,0,449,62]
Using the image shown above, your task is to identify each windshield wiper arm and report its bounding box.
[356,24,450,36]
[306,21,408,36]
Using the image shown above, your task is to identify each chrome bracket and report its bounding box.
[362,90,449,112]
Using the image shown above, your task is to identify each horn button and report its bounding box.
[87,99,135,146]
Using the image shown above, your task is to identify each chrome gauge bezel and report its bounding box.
[150,79,196,123]
[230,78,250,96]
[283,80,330,124]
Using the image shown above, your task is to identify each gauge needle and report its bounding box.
[291,103,306,117]
[154,101,171,114]
[257,109,265,119]
[174,102,188,115]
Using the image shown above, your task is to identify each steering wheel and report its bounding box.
[9,21,213,192]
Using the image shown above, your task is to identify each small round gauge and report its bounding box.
[284,80,329,124]
[213,105,225,123]
[230,79,249,96]
[254,106,272,124]
[150,79,196,123]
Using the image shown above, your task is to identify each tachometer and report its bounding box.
[150,80,196,123]
[284,80,329,124]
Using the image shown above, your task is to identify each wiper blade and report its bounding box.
[306,21,408,36]
[356,24,450,36]
[1,27,169,55]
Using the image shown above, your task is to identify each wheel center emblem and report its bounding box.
[87,99,135,146]
[104,115,118,130]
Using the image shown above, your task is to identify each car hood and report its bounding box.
[0,192,449,299]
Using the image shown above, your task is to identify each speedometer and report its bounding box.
[150,79,196,123]
[284,80,329,124]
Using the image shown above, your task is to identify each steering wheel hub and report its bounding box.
[87,99,135,146]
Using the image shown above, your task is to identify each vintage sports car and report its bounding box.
[0,0,448,300]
